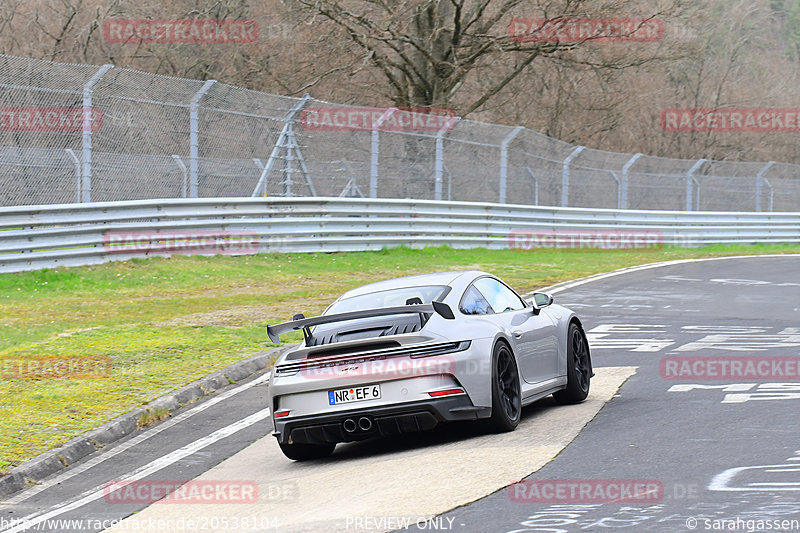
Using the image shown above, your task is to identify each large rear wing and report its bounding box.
[266,301,455,344]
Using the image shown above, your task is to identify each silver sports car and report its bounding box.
[266,271,592,461]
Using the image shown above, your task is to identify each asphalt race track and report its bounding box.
[404,255,800,533]
[1,255,799,533]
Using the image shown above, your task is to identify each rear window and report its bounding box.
[325,285,448,314]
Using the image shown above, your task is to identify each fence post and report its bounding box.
[435,118,457,201]
[283,135,295,196]
[499,126,524,204]
[444,164,453,201]
[763,178,775,212]
[284,115,316,196]
[755,161,774,212]
[65,149,81,203]
[562,146,585,207]
[188,80,216,198]
[524,167,538,205]
[370,108,397,198]
[251,95,311,197]
[608,171,621,209]
[171,155,188,198]
[686,158,707,211]
[621,153,642,210]
[81,64,113,203]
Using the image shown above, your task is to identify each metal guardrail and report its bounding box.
[1,197,799,273]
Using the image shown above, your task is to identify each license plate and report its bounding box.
[328,384,381,405]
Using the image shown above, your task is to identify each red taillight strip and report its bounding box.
[428,388,465,397]
[274,410,291,418]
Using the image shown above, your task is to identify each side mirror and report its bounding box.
[532,292,554,309]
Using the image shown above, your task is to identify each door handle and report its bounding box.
[513,330,523,339]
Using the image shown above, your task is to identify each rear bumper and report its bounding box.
[273,395,490,445]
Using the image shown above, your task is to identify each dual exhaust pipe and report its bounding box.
[343,416,373,433]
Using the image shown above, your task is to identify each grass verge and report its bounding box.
[1,244,798,473]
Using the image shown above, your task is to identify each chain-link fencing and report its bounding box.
[1,53,798,211]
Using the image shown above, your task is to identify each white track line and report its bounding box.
[0,408,272,533]
[531,253,800,295]
[4,371,271,505]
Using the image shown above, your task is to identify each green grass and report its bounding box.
[1,244,798,473]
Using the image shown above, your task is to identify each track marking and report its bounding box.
[4,371,270,505]
[0,408,272,533]
[532,253,800,295]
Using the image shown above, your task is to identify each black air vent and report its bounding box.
[307,341,401,359]
[306,313,427,347]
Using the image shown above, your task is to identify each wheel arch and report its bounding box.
[494,334,513,352]
[486,334,522,431]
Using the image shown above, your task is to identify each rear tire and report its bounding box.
[553,323,591,405]
[278,442,335,461]
[486,342,522,432]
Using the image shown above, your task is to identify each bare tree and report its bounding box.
[2,0,800,163]
[294,0,678,116]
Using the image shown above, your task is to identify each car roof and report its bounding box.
[338,270,486,300]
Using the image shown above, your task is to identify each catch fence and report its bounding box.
[1,54,799,211]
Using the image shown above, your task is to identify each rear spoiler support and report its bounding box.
[266,301,455,344]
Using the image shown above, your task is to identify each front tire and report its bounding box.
[486,342,522,432]
[279,442,335,461]
[553,323,591,404]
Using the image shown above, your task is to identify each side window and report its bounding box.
[473,278,526,313]
[459,285,494,315]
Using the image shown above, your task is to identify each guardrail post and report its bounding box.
[370,108,397,198]
[562,146,585,207]
[171,155,188,198]
[755,161,775,212]
[189,79,216,198]
[524,167,538,205]
[81,64,113,203]
[686,158,707,211]
[251,95,311,197]
[499,126,524,204]
[434,119,457,201]
[65,149,81,203]
[621,153,642,209]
